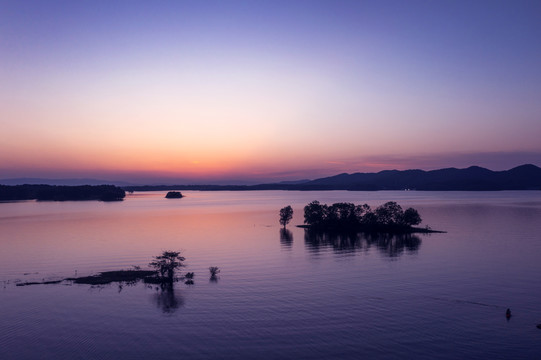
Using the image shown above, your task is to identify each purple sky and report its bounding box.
[1,1,540,184]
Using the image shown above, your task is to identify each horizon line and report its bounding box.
[1,163,538,187]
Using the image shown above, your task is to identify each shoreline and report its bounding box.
[297,225,446,234]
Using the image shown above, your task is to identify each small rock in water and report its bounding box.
[537,324,541,329]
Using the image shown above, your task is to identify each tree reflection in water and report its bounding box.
[279,228,293,248]
[304,229,422,258]
[151,282,184,314]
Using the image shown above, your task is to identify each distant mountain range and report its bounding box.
[123,164,541,191]
[3,164,541,191]
[299,164,541,191]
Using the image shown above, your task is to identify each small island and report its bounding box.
[165,191,183,199]
[17,251,189,286]
[300,200,442,233]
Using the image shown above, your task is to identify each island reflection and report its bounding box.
[109,278,184,314]
[303,229,422,257]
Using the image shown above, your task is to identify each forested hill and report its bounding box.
[123,164,541,191]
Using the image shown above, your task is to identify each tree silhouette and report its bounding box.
[149,251,185,282]
[402,207,422,226]
[279,205,294,228]
[304,201,327,227]
[374,201,403,226]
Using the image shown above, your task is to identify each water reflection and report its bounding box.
[304,230,422,257]
[151,282,184,314]
[78,276,185,314]
[279,228,293,248]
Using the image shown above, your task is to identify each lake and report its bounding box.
[1,190,541,359]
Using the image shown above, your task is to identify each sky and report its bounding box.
[1,0,541,184]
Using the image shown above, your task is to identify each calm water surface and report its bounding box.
[1,191,541,359]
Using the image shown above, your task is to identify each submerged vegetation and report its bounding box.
[0,184,125,201]
[209,266,220,277]
[209,266,220,282]
[16,270,157,286]
[301,200,436,233]
[15,250,222,297]
[68,270,157,285]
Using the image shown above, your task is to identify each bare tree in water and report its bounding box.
[279,205,294,228]
[149,251,185,282]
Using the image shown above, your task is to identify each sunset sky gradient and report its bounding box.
[1,1,541,184]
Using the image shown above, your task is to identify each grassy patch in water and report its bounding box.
[67,270,158,285]
[16,270,159,286]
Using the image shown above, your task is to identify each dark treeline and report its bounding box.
[302,201,427,233]
[0,184,125,201]
[123,184,297,192]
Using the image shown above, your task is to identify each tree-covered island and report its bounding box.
[165,191,184,199]
[0,184,125,201]
[300,200,441,233]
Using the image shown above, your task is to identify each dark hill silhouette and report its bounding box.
[302,164,541,191]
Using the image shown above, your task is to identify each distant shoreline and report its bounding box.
[124,185,541,192]
[1,184,539,202]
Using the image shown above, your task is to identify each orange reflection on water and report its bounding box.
[0,197,278,280]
